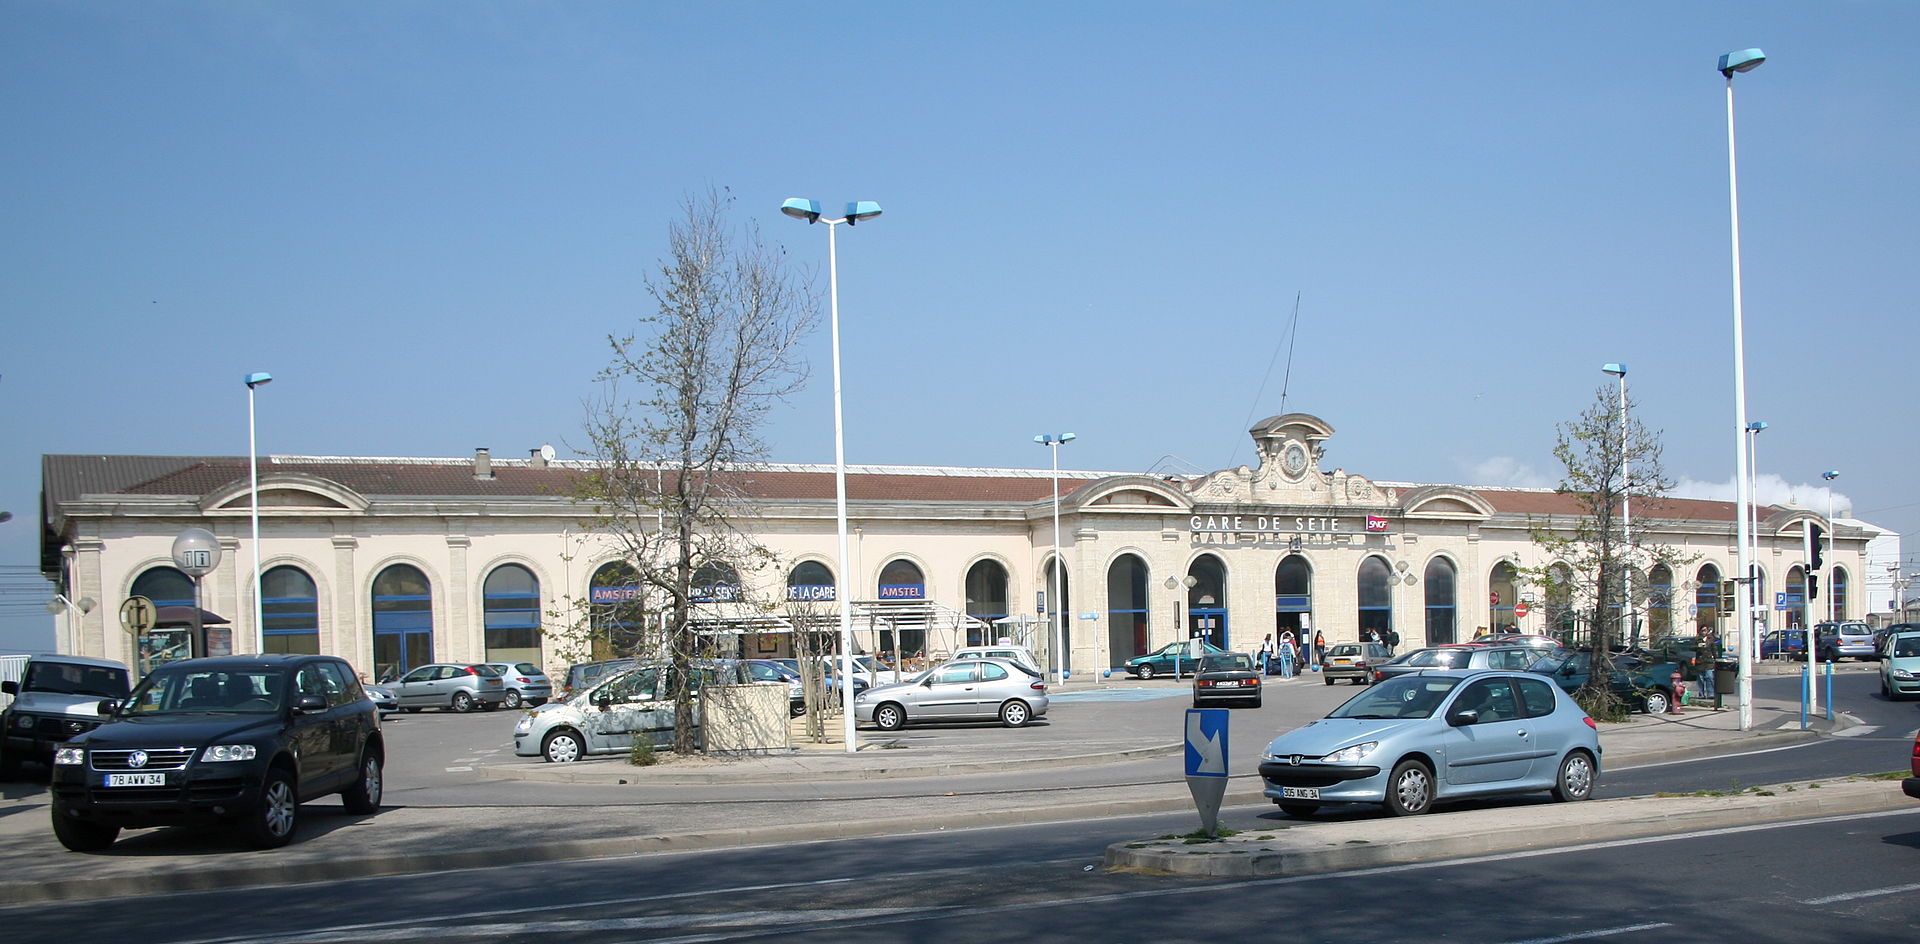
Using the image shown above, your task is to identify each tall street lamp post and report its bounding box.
[1035,433,1076,686]
[1720,47,1765,731]
[1602,363,1631,645]
[781,198,882,754]
[245,371,273,654]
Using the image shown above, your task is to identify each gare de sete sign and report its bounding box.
[1188,514,1390,536]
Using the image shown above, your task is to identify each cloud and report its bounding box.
[1462,457,1553,489]
[1673,474,1850,516]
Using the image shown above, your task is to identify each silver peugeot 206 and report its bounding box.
[1258,669,1601,818]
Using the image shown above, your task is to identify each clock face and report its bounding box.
[1282,443,1308,475]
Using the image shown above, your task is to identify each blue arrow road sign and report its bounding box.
[1185,708,1228,778]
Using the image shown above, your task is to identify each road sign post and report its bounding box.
[1184,708,1229,837]
[118,595,156,637]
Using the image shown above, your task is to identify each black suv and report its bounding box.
[49,654,384,851]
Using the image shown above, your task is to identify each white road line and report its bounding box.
[1801,882,1920,905]
[1499,924,1672,944]
[443,766,473,772]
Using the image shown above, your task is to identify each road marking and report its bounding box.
[1831,725,1878,738]
[443,766,473,772]
[1801,882,1920,905]
[1498,925,1672,944]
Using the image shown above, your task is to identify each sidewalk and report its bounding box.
[0,684,1881,906]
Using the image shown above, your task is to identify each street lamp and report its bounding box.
[1720,47,1765,731]
[1035,433,1076,686]
[780,198,882,754]
[1602,363,1632,645]
[45,594,95,656]
[245,371,272,654]
[1746,420,1769,649]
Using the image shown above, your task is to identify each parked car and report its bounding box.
[1125,640,1226,680]
[1321,642,1395,685]
[744,659,807,716]
[855,657,1048,731]
[1258,669,1601,817]
[1879,631,1920,701]
[1904,726,1920,802]
[48,654,383,850]
[364,683,398,715]
[1191,653,1262,708]
[1479,633,1562,650]
[1,654,131,777]
[1371,645,1546,684]
[482,661,552,709]
[384,663,507,713]
[515,661,754,762]
[772,657,873,694]
[1759,629,1806,660]
[951,644,1042,675]
[1813,621,1878,662]
[1527,649,1683,713]
[560,658,638,699]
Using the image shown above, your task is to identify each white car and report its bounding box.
[950,644,1042,675]
[854,657,1048,731]
[514,661,748,762]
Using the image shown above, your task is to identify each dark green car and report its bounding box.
[1125,641,1227,679]
[1528,649,1685,714]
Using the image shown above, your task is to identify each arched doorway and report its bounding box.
[1274,554,1312,646]
[372,564,433,680]
[1786,565,1807,630]
[133,565,203,665]
[261,565,319,655]
[1546,563,1576,643]
[1488,561,1518,634]
[1830,567,1849,621]
[589,561,646,659]
[1424,558,1457,645]
[965,560,1010,647]
[1695,564,1722,634]
[1647,564,1674,638]
[1107,554,1149,664]
[877,559,927,659]
[1187,555,1228,650]
[483,564,541,665]
[1357,556,1393,641]
[1042,555,1071,675]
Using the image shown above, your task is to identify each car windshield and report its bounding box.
[472,664,504,677]
[1892,637,1920,658]
[514,663,543,676]
[1407,649,1468,668]
[1327,675,1461,720]
[21,661,130,698]
[1329,644,1362,656]
[124,668,286,715]
[1199,655,1252,672]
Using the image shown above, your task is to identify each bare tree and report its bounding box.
[574,188,819,754]
[1526,384,1689,717]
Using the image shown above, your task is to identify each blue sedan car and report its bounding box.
[1258,669,1601,817]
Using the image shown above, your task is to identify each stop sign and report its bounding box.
[1514,602,1531,619]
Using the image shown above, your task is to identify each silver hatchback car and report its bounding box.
[855,657,1048,730]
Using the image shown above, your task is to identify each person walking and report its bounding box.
[1313,630,1327,670]
[1278,633,1296,678]
[1259,633,1276,676]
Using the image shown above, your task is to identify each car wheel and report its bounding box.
[790,700,806,717]
[1383,759,1434,816]
[542,729,584,764]
[502,690,522,709]
[1551,750,1596,802]
[242,767,300,848]
[450,691,475,713]
[1278,803,1318,819]
[402,706,423,714]
[342,750,383,814]
[1137,664,1156,681]
[50,796,119,852]
[1323,674,1334,686]
[873,702,906,731]
[999,700,1031,728]
[1642,689,1670,715]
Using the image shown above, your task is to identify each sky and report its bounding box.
[3,2,1915,652]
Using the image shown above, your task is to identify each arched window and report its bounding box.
[483,564,541,664]
[1695,564,1722,633]
[590,562,646,659]
[877,559,927,658]
[1547,564,1577,643]
[1107,555,1149,662]
[1488,561,1518,633]
[133,566,201,665]
[1043,555,1071,675]
[1830,566,1849,621]
[692,562,741,603]
[1424,558,1457,645]
[964,560,1010,647]
[372,564,433,680]
[1188,555,1228,650]
[786,560,836,603]
[132,566,194,608]
[261,565,319,656]
[1274,555,1312,643]
[1647,564,1674,638]
[1357,556,1393,638]
[1786,565,1807,630]
[1749,566,1770,638]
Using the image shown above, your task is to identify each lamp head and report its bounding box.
[244,371,273,389]
[780,198,822,224]
[1034,433,1077,445]
[843,201,883,225]
[1747,420,1769,432]
[1601,363,1626,377]
[1718,48,1766,77]
[1822,470,1839,481]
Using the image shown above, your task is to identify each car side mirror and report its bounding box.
[1,680,16,696]
[1448,708,1479,727]
[595,692,613,711]
[293,693,327,713]
[920,678,935,688]
[96,698,120,716]
[1559,665,1577,677]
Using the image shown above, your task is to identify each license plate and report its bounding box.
[1216,680,1240,687]
[104,773,166,787]
[1334,659,1352,665]
[1282,786,1319,800]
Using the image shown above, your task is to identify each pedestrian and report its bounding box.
[1259,633,1276,676]
[1278,634,1296,677]
[1313,630,1327,669]
[1384,628,1400,654]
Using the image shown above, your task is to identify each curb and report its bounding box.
[1103,779,1911,877]
[476,742,1186,784]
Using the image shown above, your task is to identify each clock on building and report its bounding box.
[1282,442,1309,477]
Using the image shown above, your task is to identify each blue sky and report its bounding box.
[4,2,1914,651]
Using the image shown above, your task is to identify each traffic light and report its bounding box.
[1805,521,1826,570]
[1806,573,1820,600]
[1718,580,1736,613]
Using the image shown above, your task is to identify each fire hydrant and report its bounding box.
[1668,671,1685,714]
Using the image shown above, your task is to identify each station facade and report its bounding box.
[40,413,1875,682]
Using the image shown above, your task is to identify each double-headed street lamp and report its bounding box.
[1035,433,1076,686]
[1720,46,1765,731]
[781,198,882,754]
[245,371,273,654]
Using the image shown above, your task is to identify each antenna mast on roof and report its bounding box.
[1229,292,1303,468]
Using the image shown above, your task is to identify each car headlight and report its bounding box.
[513,715,533,736]
[201,744,258,762]
[12,714,33,730]
[1893,669,1916,681]
[1322,741,1379,764]
[54,747,85,766]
